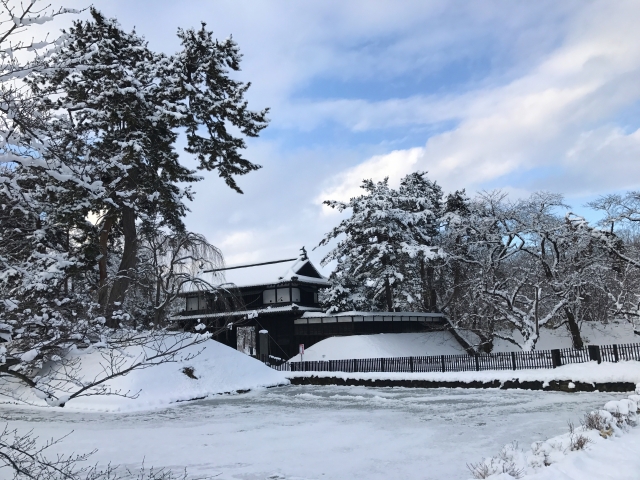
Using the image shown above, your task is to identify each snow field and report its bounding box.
[467,385,640,479]
[488,321,637,352]
[0,386,619,480]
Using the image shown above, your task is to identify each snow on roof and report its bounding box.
[219,257,330,289]
[171,304,324,321]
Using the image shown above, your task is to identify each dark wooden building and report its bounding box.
[172,256,330,359]
[172,254,451,360]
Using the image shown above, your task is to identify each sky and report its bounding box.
[44,1,640,281]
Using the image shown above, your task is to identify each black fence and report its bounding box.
[270,342,640,373]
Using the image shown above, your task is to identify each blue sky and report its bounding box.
[57,1,640,281]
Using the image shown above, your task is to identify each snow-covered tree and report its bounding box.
[438,191,615,350]
[570,195,640,331]
[133,222,244,327]
[396,172,443,311]
[27,9,268,324]
[0,3,261,407]
[319,174,442,312]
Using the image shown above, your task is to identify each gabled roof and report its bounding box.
[219,257,330,289]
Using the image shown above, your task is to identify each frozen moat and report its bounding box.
[0,386,620,479]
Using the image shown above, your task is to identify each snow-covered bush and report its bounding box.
[467,388,640,479]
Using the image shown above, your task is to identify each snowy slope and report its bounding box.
[491,321,638,352]
[289,331,466,361]
[1,338,288,412]
[518,427,640,480]
[288,322,638,363]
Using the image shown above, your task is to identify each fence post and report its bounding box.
[474,354,479,372]
[510,351,517,370]
[441,355,446,373]
[588,345,602,364]
[381,357,385,372]
[354,358,358,372]
[329,360,333,372]
[551,349,561,369]
[613,344,619,362]
[410,356,414,373]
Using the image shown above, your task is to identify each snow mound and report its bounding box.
[490,322,637,352]
[467,387,640,480]
[289,331,466,362]
[4,338,288,412]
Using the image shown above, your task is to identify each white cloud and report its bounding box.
[67,0,640,269]
[317,147,423,208]
[320,1,640,200]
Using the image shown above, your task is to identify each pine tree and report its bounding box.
[28,10,268,324]
[320,174,442,312]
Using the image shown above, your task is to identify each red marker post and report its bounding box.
[299,344,304,364]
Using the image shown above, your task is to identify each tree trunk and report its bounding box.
[420,258,428,310]
[98,216,114,308]
[154,278,163,325]
[384,276,393,312]
[427,264,437,311]
[106,206,137,327]
[564,307,584,349]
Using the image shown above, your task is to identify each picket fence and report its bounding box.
[269,343,640,373]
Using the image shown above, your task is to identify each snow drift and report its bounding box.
[289,331,466,362]
[466,385,640,480]
[1,337,288,412]
[489,321,638,352]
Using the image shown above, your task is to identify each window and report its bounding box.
[186,297,196,311]
[262,287,295,304]
[314,292,319,304]
[186,296,205,311]
[276,287,290,303]
[263,289,276,304]
[291,288,300,303]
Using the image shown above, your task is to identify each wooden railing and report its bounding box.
[270,342,640,373]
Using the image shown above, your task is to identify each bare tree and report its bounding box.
[0,424,195,479]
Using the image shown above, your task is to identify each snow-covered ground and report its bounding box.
[470,391,640,479]
[289,331,466,361]
[0,386,621,480]
[288,322,638,362]
[0,338,288,412]
[519,425,640,480]
[490,321,638,352]
[287,360,640,386]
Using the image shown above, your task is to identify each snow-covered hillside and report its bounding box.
[490,321,638,352]
[289,322,638,362]
[1,338,288,412]
[289,331,466,361]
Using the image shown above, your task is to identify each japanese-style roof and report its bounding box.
[171,304,323,321]
[219,257,330,289]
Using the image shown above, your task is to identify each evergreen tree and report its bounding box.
[319,174,442,312]
[27,10,268,325]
